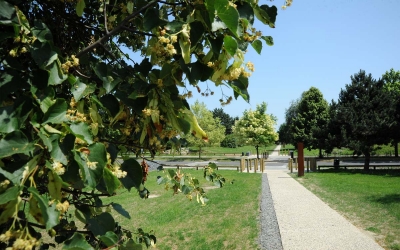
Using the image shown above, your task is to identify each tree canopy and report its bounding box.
[0,0,287,248]
[232,102,278,158]
[336,70,394,169]
[184,101,225,158]
[292,87,329,157]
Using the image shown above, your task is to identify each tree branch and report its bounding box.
[76,0,159,58]
[122,26,156,37]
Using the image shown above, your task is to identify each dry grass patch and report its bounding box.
[103,169,262,250]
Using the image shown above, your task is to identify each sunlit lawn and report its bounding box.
[293,169,400,250]
[103,170,262,250]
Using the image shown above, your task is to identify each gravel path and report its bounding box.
[259,173,283,250]
[266,170,383,250]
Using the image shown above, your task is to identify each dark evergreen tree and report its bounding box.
[337,70,394,170]
[212,108,237,135]
[382,68,400,157]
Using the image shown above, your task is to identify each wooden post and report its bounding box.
[246,159,249,173]
[298,142,304,177]
[306,158,309,173]
[254,159,257,173]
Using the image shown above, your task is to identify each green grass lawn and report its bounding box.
[293,169,400,250]
[103,170,262,250]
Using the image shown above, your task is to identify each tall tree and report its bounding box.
[212,108,237,135]
[382,68,400,157]
[278,122,291,145]
[232,102,278,158]
[0,0,287,248]
[185,101,225,158]
[283,99,300,147]
[292,87,329,157]
[337,70,394,170]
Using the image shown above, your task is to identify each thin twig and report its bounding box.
[76,0,159,58]
[103,0,109,34]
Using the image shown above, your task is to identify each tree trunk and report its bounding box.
[255,145,259,159]
[199,146,201,159]
[319,148,323,158]
[364,151,370,171]
[395,141,398,157]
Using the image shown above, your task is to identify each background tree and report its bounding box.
[382,68,400,157]
[324,100,345,154]
[337,70,394,170]
[292,87,329,157]
[184,101,225,158]
[0,0,284,248]
[277,122,291,146]
[212,108,237,135]
[283,99,299,147]
[212,108,239,148]
[232,102,278,158]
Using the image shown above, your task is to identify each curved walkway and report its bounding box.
[261,145,383,249]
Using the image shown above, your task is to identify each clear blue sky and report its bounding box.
[187,0,400,129]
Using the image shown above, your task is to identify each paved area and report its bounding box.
[265,145,383,250]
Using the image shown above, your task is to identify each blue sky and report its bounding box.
[187,0,400,129]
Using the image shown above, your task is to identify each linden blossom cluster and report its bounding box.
[0,230,40,250]
[148,29,179,65]
[52,161,65,175]
[61,55,79,73]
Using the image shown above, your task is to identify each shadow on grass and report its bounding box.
[365,193,400,205]
[315,169,400,177]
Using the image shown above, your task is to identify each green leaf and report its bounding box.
[28,187,60,230]
[0,197,19,224]
[215,0,239,36]
[0,101,32,133]
[76,0,85,17]
[49,134,68,165]
[168,169,175,178]
[73,143,106,189]
[120,159,143,191]
[208,162,217,169]
[73,151,96,189]
[251,40,262,54]
[143,8,160,31]
[87,212,115,236]
[0,0,15,19]
[0,186,21,205]
[223,36,238,57]
[47,60,68,85]
[99,231,119,247]
[63,233,94,250]
[127,1,134,14]
[229,75,249,102]
[69,76,95,101]
[42,98,67,124]
[0,131,34,158]
[93,62,121,93]
[111,203,131,219]
[32,20,53,42]
[103,168,120,195]
[31,41,58,69]
[254,5,277,28]
[100,94,120,117]
[179,34,191,64]
[237,2,254,25]
[70,122,93,144]
[261,36,274,46]
[121,239,143,250]
[181,185,192,195]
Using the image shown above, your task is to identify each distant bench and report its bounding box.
[162,165,240,171]
[317,164,400,171]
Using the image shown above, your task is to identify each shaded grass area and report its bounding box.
[103,170,262,250]
[293,169,400,250]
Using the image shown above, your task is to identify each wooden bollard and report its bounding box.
[246,159,249,173]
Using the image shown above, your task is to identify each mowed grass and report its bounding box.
[103,170,262,250]
[294,170,400,250]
